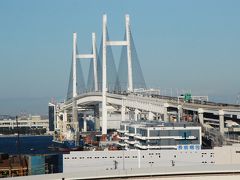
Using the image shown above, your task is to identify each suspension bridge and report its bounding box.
[53,14,240,142]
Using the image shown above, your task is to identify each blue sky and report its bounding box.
[0,0,240,115]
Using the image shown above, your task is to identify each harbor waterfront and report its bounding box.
[0,135,53,155]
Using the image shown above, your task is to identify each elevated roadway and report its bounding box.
[59,92,240,116]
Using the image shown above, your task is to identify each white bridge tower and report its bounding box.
[72,32,98,143]
[102,14,133,136]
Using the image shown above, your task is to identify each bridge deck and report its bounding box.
[61,92,240,115]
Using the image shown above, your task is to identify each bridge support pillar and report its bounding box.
[72,101,79,146]
[63,110,68,134]
[83,113,87,132]
[177,105,182,122]
[219,110,225,135]
[163,103,169,122]
[134,109,140,121]
[72,102,78,131]
[198,108,204,125]
[94,104,100,131]
[102,14,107,135]
[121,106,126,121]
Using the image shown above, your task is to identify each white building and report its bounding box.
[0,115,49,130]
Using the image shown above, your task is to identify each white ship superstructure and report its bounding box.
[63,144,240,173]
[62,120,239,174]
[118,121,201,150]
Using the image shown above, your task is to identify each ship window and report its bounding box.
[236,151,240,153]
[142,156,145,158]
[174,155,176,158]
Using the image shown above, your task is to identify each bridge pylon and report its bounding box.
[72,32,98,96]
[71,32,98,143]
[102,14,133,135]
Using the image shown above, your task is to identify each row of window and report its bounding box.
[66,153,210,160]
[148,152,162,156]
[64,156,138,160]
[202,161,215,164]
[64,151,214,160]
